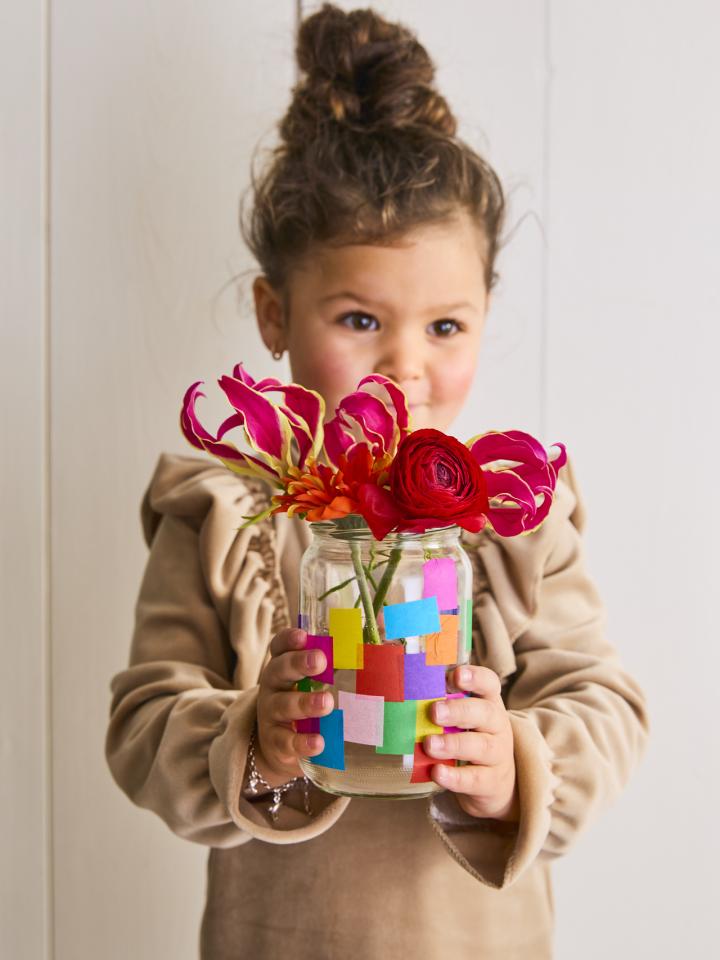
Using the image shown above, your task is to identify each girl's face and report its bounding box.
[253,209,491,432]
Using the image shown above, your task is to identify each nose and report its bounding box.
[374,327,425,386]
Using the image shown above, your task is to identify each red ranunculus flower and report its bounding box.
[360,429,490,538]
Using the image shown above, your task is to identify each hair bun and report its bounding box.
[282,2,456,142]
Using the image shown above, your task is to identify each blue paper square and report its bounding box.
[383,597,441,640]
[403,652,447,699]
[309,708,345,770]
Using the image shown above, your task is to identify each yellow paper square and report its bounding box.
[333,633,364,669]
[425,614,459,666]
[415,698,443,741]
[329,607,364,669]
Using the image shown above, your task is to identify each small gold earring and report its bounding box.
[271,347,284,361]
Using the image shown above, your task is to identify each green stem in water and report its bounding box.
[372,547,402,617]
[350,540,381,644]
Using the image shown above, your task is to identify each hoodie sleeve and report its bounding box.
[427,455,649,887]
[104,452,349,848]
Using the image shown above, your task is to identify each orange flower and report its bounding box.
[274,445,391,522]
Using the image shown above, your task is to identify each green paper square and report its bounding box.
[297,677,324,692]
[462,597,474,652]
[376,700,417,754]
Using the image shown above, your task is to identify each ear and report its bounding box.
[252,276,287,353]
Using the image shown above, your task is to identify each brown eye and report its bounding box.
[339,312,380,332]
[428,319,461,338]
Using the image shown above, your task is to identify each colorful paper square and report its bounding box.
[425,614,459,666]
[377,699,417,754]
[304,634,334,683]
[355,643,404,701]
[297,612,309,630]
[338,691,384,746]
[403,653,447,699]
[415,698,444,741]
[410,742,457,783]
[296,677,324,692]
[461,597,474,652]
[442,691,469,734]
[294,715,320,734]
[422,558,458,611]
[329,608,364,669]
[308,709,345,770]
[383,597,440,640]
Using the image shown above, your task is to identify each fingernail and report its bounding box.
[434,702,449,722]
[436,764,455,783]
[311,692,327,710]
[458,667,471,685]
[427,735,444,753]
[307,651,323,671]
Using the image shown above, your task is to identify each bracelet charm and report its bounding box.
[246,724,312,821]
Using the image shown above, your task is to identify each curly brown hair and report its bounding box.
[240,3,506,303]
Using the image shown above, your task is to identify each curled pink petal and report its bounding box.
[180,382,219,449]
[218,375,286,463]
[468,429,548,470]
[339,392,395,453]
[358,374,410,433]
[324,415,353,466]
[231,363,256,387]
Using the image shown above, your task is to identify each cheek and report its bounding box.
[430,355,476,413]
[287,331,366,414]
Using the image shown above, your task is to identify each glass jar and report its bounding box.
[296,522,473,799]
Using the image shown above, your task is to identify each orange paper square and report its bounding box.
[424,614,459,665]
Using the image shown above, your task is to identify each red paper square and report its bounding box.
[355,643,405,702]
[410,742,458,783]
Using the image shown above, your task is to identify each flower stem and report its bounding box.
[372,547,402,616]
[350,541,381,644]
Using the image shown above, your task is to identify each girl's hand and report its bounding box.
[254,628,332,787]
[423,665,520,822]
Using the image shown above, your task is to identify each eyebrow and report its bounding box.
[319,291,476,314]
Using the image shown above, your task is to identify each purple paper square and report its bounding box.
[403,652,446,700]
[304,634,334,684]
[295,716,320,734]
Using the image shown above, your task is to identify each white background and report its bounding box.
[2,1,718,957]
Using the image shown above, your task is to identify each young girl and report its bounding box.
[105,5,648,957]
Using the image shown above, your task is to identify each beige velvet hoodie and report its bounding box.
[105,451,648,959]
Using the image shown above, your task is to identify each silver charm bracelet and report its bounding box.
[246,722,312,822]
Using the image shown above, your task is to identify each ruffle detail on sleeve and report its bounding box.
[461,457,582,682]
[141,451,289,691]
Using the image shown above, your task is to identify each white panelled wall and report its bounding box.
[2,2,717,958]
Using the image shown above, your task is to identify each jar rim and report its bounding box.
[308,520,463,543]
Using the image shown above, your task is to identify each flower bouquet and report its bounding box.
[181,364,567,797]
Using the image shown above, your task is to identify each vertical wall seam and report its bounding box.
[540,0,553,442]
[295,0,302,83]
[42,0,55,958]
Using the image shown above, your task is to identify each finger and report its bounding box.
[263,724,326,769]
[429,758,499,797]
[269,627,308,658]
[423,730,504,766]
[266,688,334,724]
[454,664,502,701]
[432,695,505,733]
[262,647,327,690]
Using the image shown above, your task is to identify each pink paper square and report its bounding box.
[338,690,384,746]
